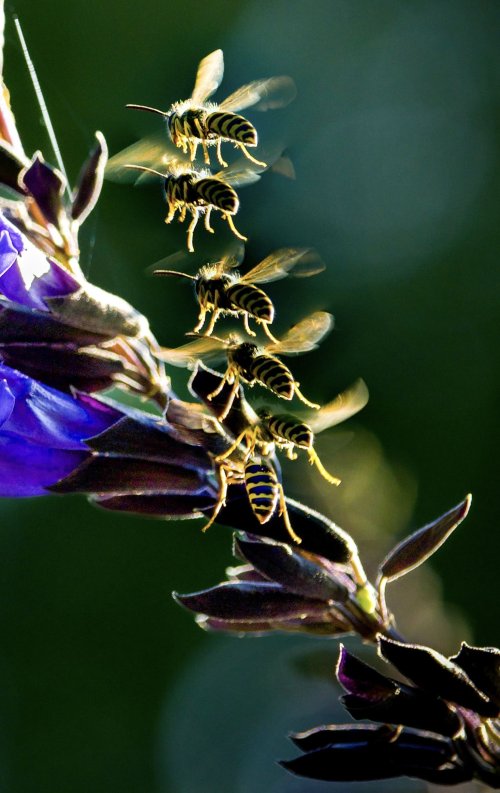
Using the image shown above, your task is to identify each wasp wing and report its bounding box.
[220,76,296,113]
[306,379,369,434]
[214,160,267,188]
[157,336,226,368]
[239,248,325,285]
[191,49,224,104]
[267,311,334,355]
[105,132,184,183]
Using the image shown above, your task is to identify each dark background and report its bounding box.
[0,1,498,791]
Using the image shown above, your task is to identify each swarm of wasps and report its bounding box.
[106,49,295,251]
[110,50,369,543]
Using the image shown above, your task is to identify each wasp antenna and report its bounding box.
[13,16,70,198]
[126,103,168,117]
[124,164,165,178]
[153,269,196,280]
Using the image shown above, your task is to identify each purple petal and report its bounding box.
[379,636,499,718]
[0,435,86,496]
[92,491,216,517]
[0,213,79,310]
[282,727,465,783]
[50,457,209,495]
[0,364,121,448]
[235,535,349,601]
[86,416,212,471]
[71,131,107,224]
[20,153,65,227]
[175,581,328,621]
[379,496,471,583]
[450,643,500,708]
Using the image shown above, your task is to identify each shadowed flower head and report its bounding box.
[175,529,392,640]
[282,638,500,787]
[0,90,168,402]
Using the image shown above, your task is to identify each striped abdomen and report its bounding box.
[225,283,274,322]
[244,460,278,524]
[206,111,257,146]
[250,355,295,400]
[195,178,239,214]
[267,416,313,449]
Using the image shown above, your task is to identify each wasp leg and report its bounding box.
[201,464,229,532]
[216,138,228,168]
[186,210,200,252]
[165,203,176,224]
[179,205,187,223]
[193,118,210,165]
[261,321,279,344]
[215,429,253,462]
[307,447,341,485]
[193,306,207,334]
[293,383,320,410]
[204,308,222,337]
[285,446,298,461]
[277,484,302,544]
[188,138,199,162]
[243,313,256,337]
[237,142,266,168]
[204,206,214,233]
[207,368,232,400]
[217,376,242,421]
[224,213,247,242]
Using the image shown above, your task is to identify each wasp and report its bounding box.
[158,311,333,421]
[202,452,301,544]
[153,246,325,341]
[215,378,369,486]
[115,159,263,252]
[126,49,296,168]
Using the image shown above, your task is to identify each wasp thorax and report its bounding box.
[229,341,259,368]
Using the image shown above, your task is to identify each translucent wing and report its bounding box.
[220,76,297,113]
[240,248,325,285]
[105,132,182,183]
[307,379,369,434]
[157,336,226,368]
[267,311,334,355]
[214,160,266,188]
[191,50,224,104]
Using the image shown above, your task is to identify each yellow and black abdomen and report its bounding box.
[267,415,313,449]
[205,111,257,147]
[195,177,239,214]
[225,283,274,323]
[244,459,278,524]
[250,354,295,400]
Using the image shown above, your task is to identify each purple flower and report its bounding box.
[0,362,120,496]
[175,530,390,639]
[282,639,500,787]
[0,364,217,507]
[0,212,79,311]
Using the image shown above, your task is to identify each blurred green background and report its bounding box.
[0,1,498,791]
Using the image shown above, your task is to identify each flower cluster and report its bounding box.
[0,13,497,791]
[284,640,500,787]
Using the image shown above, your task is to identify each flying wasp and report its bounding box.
[112,159,263,252]
[215,378,369,486]
[126,49,296,168]
[153,246,325,341]
[158,310,333,421]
